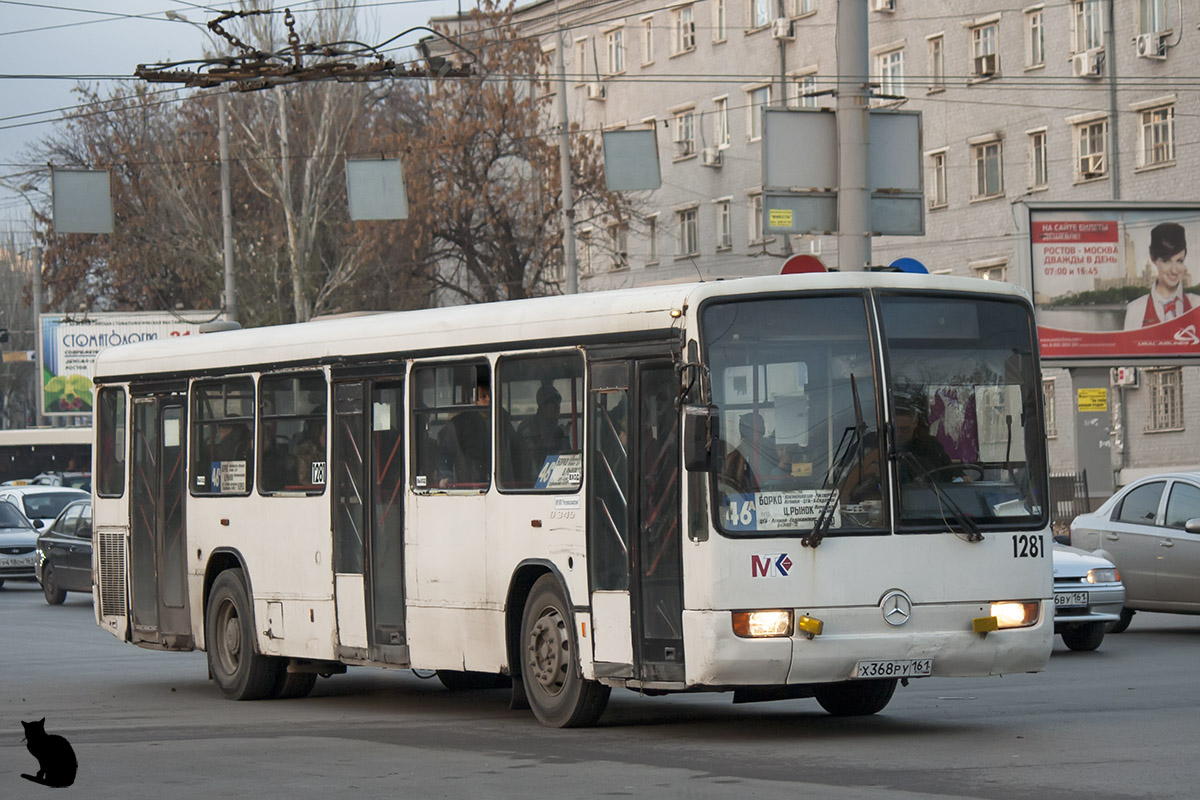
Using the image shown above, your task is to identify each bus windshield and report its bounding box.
[879,293,1046,531]
[702,290,1047,537]
[703,293,886,535]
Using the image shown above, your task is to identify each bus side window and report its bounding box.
[497,353,583,492]
[411,362,491,491]
[259,372,327,494]
[191,378,255,496]
[97,387,126,497]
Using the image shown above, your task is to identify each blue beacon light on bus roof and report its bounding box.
[888,257,929,274]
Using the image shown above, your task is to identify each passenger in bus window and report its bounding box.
[437,379,490,488]
[295,418,326,485]
[893,392,960,483]
[214,421,249,462]
[518,384,567,480]
[722,412,772,495]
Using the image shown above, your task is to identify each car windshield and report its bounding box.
[879,293,1047,531]
[20,492,85,520]
[703,293,886,535]
[0,502,32,528]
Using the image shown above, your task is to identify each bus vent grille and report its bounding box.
[98,528,127,617]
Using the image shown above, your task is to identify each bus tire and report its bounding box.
[271,667,317,699]
[1061,622,1106,652]
[519,574,610,728]
[813,679,897,716]
[41,564,67,605]
[436,670,511,691]
[206,569,281,700]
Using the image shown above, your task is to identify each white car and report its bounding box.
[0,486,89,530]
[1052,543,1125,652]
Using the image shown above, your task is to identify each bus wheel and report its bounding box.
[813,679,897,716]
[41,564,67,605]
[206,569,281,700]
[520,574,610,728]
[436,670,511,691]
[271,667,317,699]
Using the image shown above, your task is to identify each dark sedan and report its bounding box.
[35,498,92,605]
[0,500,39,588]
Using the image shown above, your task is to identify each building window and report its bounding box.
[1026,9,1044,67]
[676,207,699,256]
[928,150,947,208]
[575,39,588,84]
[673,5,696,55]
[1029,129,1048,188]
[1139,0,1167,34]
[972,259,1007,281]
[790,72,818,108]
[1147,367,1184,432]
[1075,118,1107,180]
[1139,104,1175,167]
[713,0,726,40]
[749,193,765,243]
[876,48,904,99]
[793,0,816,14]
[747,85,770,141]
[971,138,1004,199]
[646,214,659,264]
[1043,378,1057,438]
[578,229,593,275]
[673,107,696,157]
[1072,0,1104,52]
[606,29,624,74]
[715,199,732,249]
[971,22,999,77]
[714,97,730,147]
[751,0,771,29]
[609,223,629,270]
[927,35,945,91]
[642,18,654,64]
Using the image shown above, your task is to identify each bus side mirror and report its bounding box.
[683,405,718,472]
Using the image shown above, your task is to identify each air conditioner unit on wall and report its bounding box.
[974,53,997,77]
[586,81,607,100]
[700,147,723,167]
[1080,152,1104,178]
[1136,32,1167,59]
[873,0,895,11]
[1071,48,1102,78]
[771,18,794,41]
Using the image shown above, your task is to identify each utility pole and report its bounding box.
[835,0,870,272]
[554,0,578,294]
[30,244,43,427]
[218,91,237,322]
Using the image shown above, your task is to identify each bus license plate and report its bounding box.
[854,659,932,679]
[1054,592,1088,608]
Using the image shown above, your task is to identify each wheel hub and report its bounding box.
[528,609,568,694]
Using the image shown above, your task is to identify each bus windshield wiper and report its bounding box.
[898,452,983,542]
[805,374,867,549]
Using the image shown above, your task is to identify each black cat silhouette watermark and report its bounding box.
[21,718,77,788]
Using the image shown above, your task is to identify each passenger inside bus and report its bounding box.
[892,391,963,484]
[214,421,250,462]
[722,411,773,494]
[518,383,567,481]
[294,417,327,486]
[437,378,490,488]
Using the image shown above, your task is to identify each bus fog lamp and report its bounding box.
[732,610,793,638]
[796,615,824,637]
[989,601,1039,629]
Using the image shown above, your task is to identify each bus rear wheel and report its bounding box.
[271,667,317,699]
[206,569,281,700]
[813,679,897,716]
[520,575,610,728]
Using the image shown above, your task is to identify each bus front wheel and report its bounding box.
[206,569,280,700]
[519,575,610,727]
[813,679,897,716]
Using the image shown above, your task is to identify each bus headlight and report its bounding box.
[732,610,793,638]
[1086,567,1120,584]
[988,601,1040,629]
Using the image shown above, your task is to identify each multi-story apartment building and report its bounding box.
[435,0,1198,500]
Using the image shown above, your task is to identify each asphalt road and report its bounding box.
[2,581,1198,799]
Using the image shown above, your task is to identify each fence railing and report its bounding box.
[1049,470,1090,539]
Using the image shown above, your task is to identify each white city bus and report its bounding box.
[91,272,1052,726]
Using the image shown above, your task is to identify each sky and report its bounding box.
[0,0,467,241]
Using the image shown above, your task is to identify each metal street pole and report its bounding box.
[835,0,870,272]
[218,91,237,322]
[554,0,578,294]
[30,244,43,427]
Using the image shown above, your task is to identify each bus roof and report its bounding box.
[93,272,1029,381]
[0,427,93,447]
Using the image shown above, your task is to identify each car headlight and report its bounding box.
[989,600,1040,629]
[1086,567,1120,584]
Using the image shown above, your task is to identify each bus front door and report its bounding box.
[129,390,192,648]
[331,379,407,664]
[588,359,684,683]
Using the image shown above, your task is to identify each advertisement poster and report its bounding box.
[1030,207,1200,360]
[39,312,211,416]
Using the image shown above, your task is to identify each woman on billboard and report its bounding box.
[1124,222,1200,329]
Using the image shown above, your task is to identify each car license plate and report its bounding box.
[0,554,35,568]
[1054,591,1089,608]
[853,658,933,679]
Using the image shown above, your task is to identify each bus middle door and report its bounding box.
[129,387,192,649]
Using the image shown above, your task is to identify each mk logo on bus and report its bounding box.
[751,554,792,578]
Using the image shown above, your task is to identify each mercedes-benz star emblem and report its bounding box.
[880,590,913,627]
